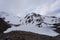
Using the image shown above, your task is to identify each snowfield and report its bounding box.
[4,24,59,37]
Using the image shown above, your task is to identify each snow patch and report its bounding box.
[4,24,59,37]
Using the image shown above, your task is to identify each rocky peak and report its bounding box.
[23,13,60,28]
[24,13,43,27]
[0,18,11,33]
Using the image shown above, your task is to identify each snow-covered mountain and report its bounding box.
[0,12,60,37]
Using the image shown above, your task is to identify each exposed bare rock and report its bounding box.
[0,18,11,33]
[0,31,60,40]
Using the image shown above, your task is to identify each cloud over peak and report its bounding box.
[0,0,60,17]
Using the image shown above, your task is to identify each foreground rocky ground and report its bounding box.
[0,31,60,40]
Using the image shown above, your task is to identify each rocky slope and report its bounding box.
[0,31,60,40]
[0,18,11,33]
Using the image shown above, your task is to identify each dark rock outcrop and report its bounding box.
[0,18,11,33]
[24,13,43,27]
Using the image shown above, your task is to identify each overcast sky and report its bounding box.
[0,0,60,17]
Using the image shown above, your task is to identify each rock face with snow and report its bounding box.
[0,12,60,28]
[0,18,11,33]
[23,13,60,28]
[24,13,43,27]
[0,12,60,40]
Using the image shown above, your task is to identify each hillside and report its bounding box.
[0,12,60,40]
[0,31,60,40]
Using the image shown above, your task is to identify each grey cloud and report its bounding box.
[0,0,60,17]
